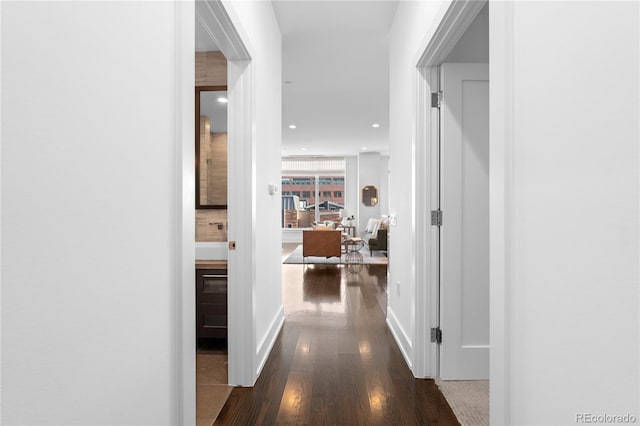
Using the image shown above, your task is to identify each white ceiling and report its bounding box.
[196,1,399,157]
[273,1,399,157]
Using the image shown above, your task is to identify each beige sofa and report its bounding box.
[302,230,342,262]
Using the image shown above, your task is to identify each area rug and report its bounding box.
[435,378,489,426]
[282,244,388,265]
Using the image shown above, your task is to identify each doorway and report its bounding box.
[178,1,256,424]
[415,1,490,424]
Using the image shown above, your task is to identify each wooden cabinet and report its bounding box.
[196,262,228,339]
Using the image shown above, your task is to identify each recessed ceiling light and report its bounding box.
[301,147,307,151]
[372,123,380,128]
[217,97,228,103]
[288,124,297,129]
[362,147,368,151]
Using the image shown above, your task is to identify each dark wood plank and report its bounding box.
[275,370,313,424]
[215,264,460,425]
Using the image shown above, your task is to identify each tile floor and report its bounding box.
[196,339,232,426]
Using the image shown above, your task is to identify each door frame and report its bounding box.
[175,0,256,423]
[414,0,514,423]
[413,0,487,379]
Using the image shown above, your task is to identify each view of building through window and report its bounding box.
[281,175,345,228]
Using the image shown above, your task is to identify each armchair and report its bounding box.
[360,218,389,255]
[368,229,387,255]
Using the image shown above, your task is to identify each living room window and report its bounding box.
[281,157,345,228]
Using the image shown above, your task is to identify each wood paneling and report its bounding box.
[196,51,227,87]
[196,260,228,269]
[196,210,228,242]
[208,133,227,205]
[199,116,211,205]
[199,118,227,207]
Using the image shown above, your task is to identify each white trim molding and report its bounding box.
[255,306,285,377]
[412,0,487,381]
[175,1,196,424]
[196,0,250,61]
[412,64,433,378]
[386,307,414,371]
[226,55,256,387]
[416,0,486,69]
[0,0,4,421]
[187,0,257,400]
[489,2,514,424]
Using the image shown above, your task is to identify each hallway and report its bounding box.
[215,255,459,425]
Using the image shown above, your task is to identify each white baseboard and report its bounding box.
[255,305,285,377]
[386,307,413,371]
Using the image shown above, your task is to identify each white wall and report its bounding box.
[345,155,358,227]
[195,242,227,260]
[1,2,183,424]
[222,0,284,379]
[387,0,449,371]
[357,152,382,235]
[391,2,639,423]
[491,2,639,423]
[379,155,390,217]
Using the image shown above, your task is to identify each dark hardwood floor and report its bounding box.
[215,261,459,425]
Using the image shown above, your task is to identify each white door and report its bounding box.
[439,63,490,380]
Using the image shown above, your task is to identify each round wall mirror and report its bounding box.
[362,185,379,206]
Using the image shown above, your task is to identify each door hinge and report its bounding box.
[431,327,442,344]
[431,91,442,108]
[431,210,443,227]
